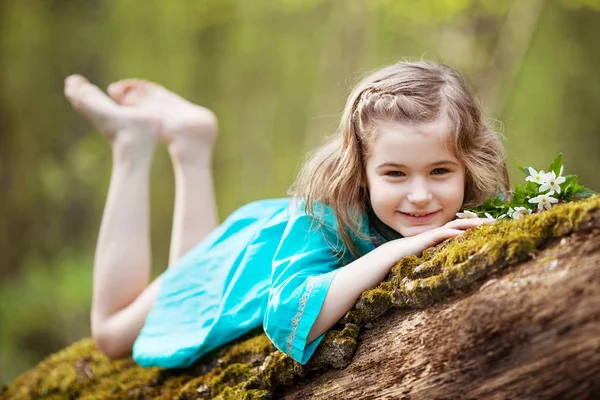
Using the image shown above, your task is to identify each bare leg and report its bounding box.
[107,79,219,266]
[64,75,162,358]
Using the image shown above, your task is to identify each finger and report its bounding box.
[431,228,465,244]
[446,218,494,229]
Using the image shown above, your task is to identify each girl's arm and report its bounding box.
[306,217,492,343]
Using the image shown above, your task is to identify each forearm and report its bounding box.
[305,217,493,344]
[306,239,410,343]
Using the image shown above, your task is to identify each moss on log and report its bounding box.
[3,196,599,400]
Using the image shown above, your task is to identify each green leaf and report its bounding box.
[549,153,562,176]
[526,181,539,195]
[512,184,529,204]
[560,175,579,199]
[466,155,594,219]
[572,187,598,199]
[562,175,579,188]
[517,165,530,176]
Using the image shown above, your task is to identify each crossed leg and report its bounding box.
[64,75,219,359]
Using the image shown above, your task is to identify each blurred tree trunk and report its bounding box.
[282,225,600,399]
[0,77,18,278]
[478,0,546,117]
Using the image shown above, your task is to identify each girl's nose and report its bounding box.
[407,184,433,204]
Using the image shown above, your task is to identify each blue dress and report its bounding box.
[132,198,386,368]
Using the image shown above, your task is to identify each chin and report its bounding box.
[396,225,434,237]
[386,211,455,238]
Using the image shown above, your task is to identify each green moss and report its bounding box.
[2,338,168,400]
[382,195,600,315]
[308,323,361,369]
[217,333,276,366]
[206,363,254,397]
[355,288,394,321]
[4,196,598,400]
[215,387,271,400]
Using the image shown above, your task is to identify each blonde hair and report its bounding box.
[289,60,510,258]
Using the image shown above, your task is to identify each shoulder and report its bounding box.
[283,199,343,248]
[287,199,338,230]
[285,199,376,260]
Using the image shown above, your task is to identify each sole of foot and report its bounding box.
[107,79,218,151]
[64,75,162,151]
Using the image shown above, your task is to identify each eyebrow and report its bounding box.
[376,160,460,169]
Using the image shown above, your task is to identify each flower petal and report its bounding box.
[542,171,555,184]
[539,183,551,192]
[456,211,476,219]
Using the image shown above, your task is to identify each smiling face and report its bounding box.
[364,118,466,237]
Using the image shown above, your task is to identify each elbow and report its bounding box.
[306,320,325,344]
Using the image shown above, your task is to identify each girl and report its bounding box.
[63,60,508,368]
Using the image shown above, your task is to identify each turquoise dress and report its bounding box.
[132,198,387,368]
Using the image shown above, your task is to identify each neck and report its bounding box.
[365,205,403,242]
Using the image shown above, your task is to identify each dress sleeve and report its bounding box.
[263,206,344,364]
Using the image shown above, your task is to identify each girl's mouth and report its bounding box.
[399,211,439,223]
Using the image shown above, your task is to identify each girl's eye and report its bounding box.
[431,168,449,176]
[385,171,405,177]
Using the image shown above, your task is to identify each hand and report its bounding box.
[400,218,494,257]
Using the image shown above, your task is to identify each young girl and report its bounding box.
[63,60,508,369]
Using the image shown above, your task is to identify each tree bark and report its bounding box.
[4,200,600,400]
[281,228,600,399]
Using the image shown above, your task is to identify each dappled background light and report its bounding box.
[1,0,599,384]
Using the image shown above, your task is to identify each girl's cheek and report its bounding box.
[433,180,462,200]
[384,180,405,197]
[446,178,466,202]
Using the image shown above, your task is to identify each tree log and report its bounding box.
[281,228,600,399]
[3,197,600,400]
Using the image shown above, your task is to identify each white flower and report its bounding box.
[497,213,508,220]
[510,206,532,219]
[456,210,478,219]
[528,192,558,211]
[525,167,552,185]
[538,171,566,194]
[484,212,495,220]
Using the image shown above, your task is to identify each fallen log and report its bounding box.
[283,221,600,399]
[3,196,599,400]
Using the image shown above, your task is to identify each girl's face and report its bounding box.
[364,119,466,237]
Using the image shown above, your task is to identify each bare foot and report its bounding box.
[64,75,161,155]
[107,79,218,158]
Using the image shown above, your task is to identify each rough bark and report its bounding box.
[3,197,600,400]
[281,228,600,399]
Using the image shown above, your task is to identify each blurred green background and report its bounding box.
[1,0,599,385]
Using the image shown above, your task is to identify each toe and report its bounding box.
[107,82,124,102]
[64,74,89,97]
[121,85,150,105]
[108,78,153,105]
[65,74,89,86]
[107,79,137,103]
[65,78,119,119]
